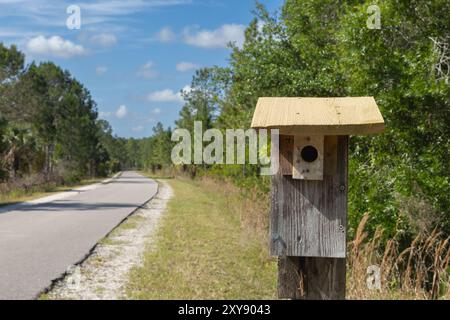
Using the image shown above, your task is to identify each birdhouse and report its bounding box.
[251,97,384,259]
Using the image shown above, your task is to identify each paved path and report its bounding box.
[0,171,157,300]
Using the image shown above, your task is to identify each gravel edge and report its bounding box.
[43,180,173,300]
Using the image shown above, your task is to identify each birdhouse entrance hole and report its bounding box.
[293,135,324,180]
[301,145,318,163]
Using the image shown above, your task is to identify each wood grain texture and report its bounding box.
[270,136,348,258]
[278,256,346,299]
[323,136,337,176]
[251,97,385,135]
[279,135,293,175]
[292,135,324,180]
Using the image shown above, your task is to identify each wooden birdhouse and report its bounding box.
[251,97,385,299]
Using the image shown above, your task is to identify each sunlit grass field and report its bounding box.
[126,177,277,299]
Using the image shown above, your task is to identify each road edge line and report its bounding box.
[36,175,160,300]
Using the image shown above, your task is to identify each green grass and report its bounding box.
[139,168,175,180]
[0,176,115,207]
[117,215,145,230]
[126,178,277,299]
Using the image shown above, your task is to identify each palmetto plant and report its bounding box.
[1,124,37,178]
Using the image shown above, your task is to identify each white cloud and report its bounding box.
[182,85,192,95]
[90,33,117,46]
[151,108,161,114]
[96,66,108,75]
[147,86,191,103]
[176,61,199,72]
[79,0,190,16]
[115,105,128,119]
[147,89,182,103]
[182,24,246,49]
[137,61,159,79]
[132,125,144,132]
[0,28,41,39]
[0,1,191,35]
[26,35,86,58]
[155,27,176,43]
[99,111,112,118]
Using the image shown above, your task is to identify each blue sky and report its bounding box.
[0,0,283,138]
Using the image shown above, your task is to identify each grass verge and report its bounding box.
[126,177,277,299]
[127,174,449,300]
[0,174,118,207]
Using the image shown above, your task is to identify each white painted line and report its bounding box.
[0,172,122,214]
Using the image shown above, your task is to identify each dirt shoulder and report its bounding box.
[42,179,172,300]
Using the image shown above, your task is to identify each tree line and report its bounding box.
[0,41,175,185]
[136,0,450,240]
[0,43,148,183]
[2,0,448,241]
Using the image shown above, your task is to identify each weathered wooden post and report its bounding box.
[251,97,385,300]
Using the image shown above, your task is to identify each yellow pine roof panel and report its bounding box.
[251,97,385,135]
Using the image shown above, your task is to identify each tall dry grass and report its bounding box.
[347,213,450,300]
[177,174,450,300]
[197,176,270,235]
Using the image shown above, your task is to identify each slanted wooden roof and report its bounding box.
[251,97,385,135]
